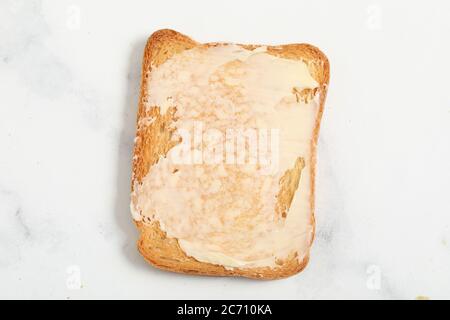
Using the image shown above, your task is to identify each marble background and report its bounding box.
[0,0,449,299]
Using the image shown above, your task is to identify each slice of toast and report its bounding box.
[131,29,329,279]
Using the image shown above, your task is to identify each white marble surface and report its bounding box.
[1,0,449,300]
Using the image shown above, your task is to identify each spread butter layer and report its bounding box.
[131,44,319,268]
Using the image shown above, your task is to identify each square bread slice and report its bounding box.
[130,29,329,279]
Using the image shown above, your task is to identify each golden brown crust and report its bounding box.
[135,220,309,280]
[131,29,330,279]
[275,157,305,219]
[132,30,197,186]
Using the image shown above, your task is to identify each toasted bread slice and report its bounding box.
[131,29,329,279]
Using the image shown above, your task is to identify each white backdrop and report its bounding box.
[0,0,449,299]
